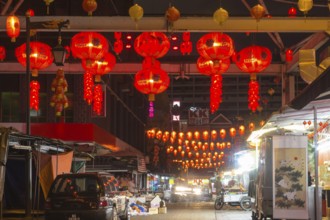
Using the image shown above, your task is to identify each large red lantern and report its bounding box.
[82,52,116,82]
[197,33,234,60]
[6,15,20,42]
[233,45,272,74]
[134,32,170,58]
[197,57,230,76]
[233,45,272,112]
[15,42,54,77]
[71,32,109,65]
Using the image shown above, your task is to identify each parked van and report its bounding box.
[44,172,128,220]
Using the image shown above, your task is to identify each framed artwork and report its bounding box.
[272,135,309,219]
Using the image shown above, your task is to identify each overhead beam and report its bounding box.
[0,16,328,33]
[286,32,330,73]
[0,62,283,76]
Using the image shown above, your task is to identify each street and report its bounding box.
[131,201,252,220]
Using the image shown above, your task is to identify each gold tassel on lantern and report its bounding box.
[43,0,54,15]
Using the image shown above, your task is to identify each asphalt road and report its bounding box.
[131,201,252,220]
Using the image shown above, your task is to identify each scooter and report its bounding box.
[214,188,252,211]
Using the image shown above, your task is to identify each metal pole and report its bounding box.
[25,14,33,220]
[313,106,321,220]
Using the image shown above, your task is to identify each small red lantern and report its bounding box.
[6,15,20,42]
[26,9,35,17]
[238,125,245,136]
[114,32,123,55]
[71,32,109,65]
[197,32,234,60]
[186,131,193,140]
[219,129,226,139]
[288,7,297,17]
[15,42,54,77]
[194,131,200,140]
[249,122,255,131]
[229,127,236,138]
[202,131,209,141]
[211,130,217,140]
[82,52,116,82]
[134,32,170,58]
[180,32,192,55]
[285,49,293,62]
[82,0,97,16]
[0,46,6,61]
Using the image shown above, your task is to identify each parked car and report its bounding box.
[44,172,128,220]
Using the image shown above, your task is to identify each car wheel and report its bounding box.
[240,196,252,211]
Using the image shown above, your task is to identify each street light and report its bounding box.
[52,20,69,66]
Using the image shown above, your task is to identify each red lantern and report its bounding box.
[288,7,297,17]
[82,0,97,16]
[82,52,116,82]
[180,32,192,55]
[134,32,170,58]
[71,32,109,65]
[114,32,123,55]
[233,45,272,112]
[238,125,245,136]
[233,45,272,74]
[0,46,6,61]
[285,49,293,62]
[249,122,255,131]
[30,80,40,111]
[196,33,234,60]
[134,58,170,102]
[229,127,236,138]
[6,15,20,42]
[219,129,226,139]
[194,131,200,140]
[15,42,54,77]
[197,57,230,76]
[202,131,209,141]
[211,130,217,140]
[186,131,193,140]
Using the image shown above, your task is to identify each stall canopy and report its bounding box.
[0,123,147,173]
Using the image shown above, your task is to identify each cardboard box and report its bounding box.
[158,207,167,214]
[148,207,159,215]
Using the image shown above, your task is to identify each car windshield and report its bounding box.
[51,176,101,195]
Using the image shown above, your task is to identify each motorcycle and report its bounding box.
[214,188,252,211]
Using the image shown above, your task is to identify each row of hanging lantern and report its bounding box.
[146,124,256,143]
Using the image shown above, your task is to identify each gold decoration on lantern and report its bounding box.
[213,7,229,25]
[250,4,265,22]
[298,0,313,15]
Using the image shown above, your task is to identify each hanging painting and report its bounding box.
[272,135,308,219]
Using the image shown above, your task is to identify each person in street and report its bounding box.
[215,176,223,195]
[128,177,138,194]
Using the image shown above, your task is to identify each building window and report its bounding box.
[1,92,20,122]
